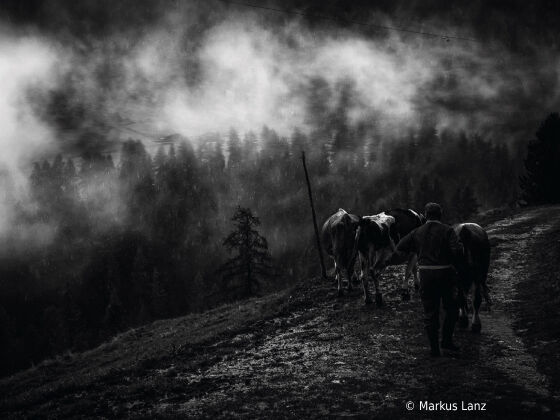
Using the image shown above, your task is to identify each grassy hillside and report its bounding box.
[2,206,560,419]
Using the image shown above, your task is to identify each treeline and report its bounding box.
[0,122,520,376]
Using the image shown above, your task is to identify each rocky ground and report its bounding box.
[2,206,560,419]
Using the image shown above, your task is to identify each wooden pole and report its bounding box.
[301,151,327,280]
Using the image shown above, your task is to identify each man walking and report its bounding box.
[396,202,464,357]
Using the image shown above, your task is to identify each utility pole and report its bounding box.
[301,151,327,280]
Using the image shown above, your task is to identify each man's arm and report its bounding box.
[396,229,416,254]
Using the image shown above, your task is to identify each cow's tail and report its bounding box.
[482,284,492,306]
[481,246,492,306]
[388,223,398,252]
[481,276,492,306]
[349,225,362,274]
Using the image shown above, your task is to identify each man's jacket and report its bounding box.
[396,220,464,267]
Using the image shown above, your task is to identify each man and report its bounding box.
[396,202,464,357]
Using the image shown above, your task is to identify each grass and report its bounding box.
[2,205,560,419]
[514,219,560,391]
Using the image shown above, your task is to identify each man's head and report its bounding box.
[424,202,442,221]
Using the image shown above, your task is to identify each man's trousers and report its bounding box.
[418,267,459,344]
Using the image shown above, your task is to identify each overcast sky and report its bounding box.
[0,0,559,165]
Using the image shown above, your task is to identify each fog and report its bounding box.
[1,0,559,376]
[2,3,559,156]
[0,33,61,237]
[0,1,559,238]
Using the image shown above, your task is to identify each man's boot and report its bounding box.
[442,317,459,352]
[441,329,460,351]
[426,329,440,357]
[441,341,459,352]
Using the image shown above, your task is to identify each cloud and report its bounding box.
[1,2,559,249]
[156,20,440,138]
[128,16,560,143]
[0,33,61,237]
[3,4,560,163]
[0,35,59,180]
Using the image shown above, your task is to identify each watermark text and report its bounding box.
[406,401,487,412]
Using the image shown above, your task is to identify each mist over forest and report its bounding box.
[0,0,559,376]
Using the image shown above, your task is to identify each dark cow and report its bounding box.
[353,212,397,306]
[385,208,426,300]
[321,209,360,297]
[453,223,491,333]
[352,208,425,305]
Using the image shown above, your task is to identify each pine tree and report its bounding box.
[154,145,167,186]
[210,141,226,176]
[520,113,560,204]
[414,175,431,210]
[242,131,259,165]
[261,126,288,162]
[450,187,463,222]
[227,128,243,171]
[329,80,357,153]
[219,207,272,296]
[151,268,168,318]
[432,177,446,208]
[119,140,155,227]
[398,173,411,207]
[290,128,308,157]
[461,186,479,219]
[451,185,480,221]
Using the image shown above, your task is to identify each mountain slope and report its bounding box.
[2,206,560,419]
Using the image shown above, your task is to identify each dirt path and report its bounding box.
[480,209,554,402]
[2,206,560,419]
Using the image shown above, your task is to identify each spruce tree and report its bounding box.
[451,185,479,221]
[414,175,431,210]
[460,186,479,219]
[520,113,560,204]
[220,207,272,296]
[227,128,243,171]
[242,131,259,166]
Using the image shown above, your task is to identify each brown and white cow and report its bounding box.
[453,222,491,333]
[353,212,397,306]
[353,209,425,305]
[321,209,360,297]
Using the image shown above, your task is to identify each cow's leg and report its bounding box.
[457,285,469,328]
[348,253,359,287]
[372,270,383,307]
[370,248,383,306]
[360,252,372,305]
[401,254,415,301]
[350,263,359,286]
[335,260,343,297]
[359,254,366,283]
[411,254,420,291]
[346,263,353,292]
[471,282,482,334]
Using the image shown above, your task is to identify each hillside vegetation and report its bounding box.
[2,206,560,419]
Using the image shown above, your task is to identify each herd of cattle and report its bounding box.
[320,208,492,332]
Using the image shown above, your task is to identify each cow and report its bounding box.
[321,209,360,297]
[353,212,397,306]
[453,223,492,333]
[385,209,426,300]
[352,208,426,305]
